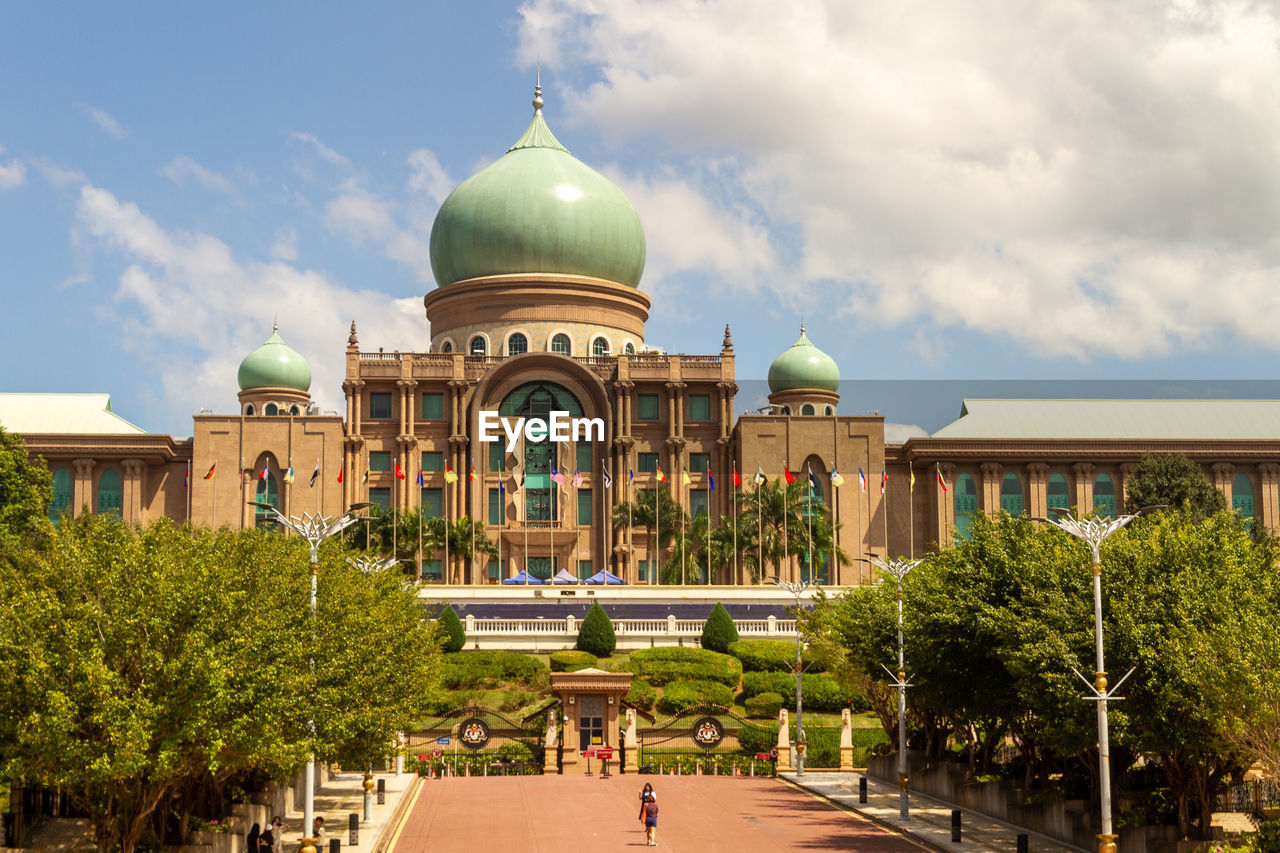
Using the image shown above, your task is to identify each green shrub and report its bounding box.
[496,741,535,763]
[739,672,865,712]
[728,639,825,672]
[1258,818,1280,853]
[550,650,598,672]
[740,671,794,700]
[624,679,657,711]
[654,679,734,714]
[744,691,783,718]
[630,647,743,687]
[575,602,617,657]
[436,605,466,653]
[440,650,547,689]
[738,721,779,755]
[498,690,536,713]
[700,602,739,653]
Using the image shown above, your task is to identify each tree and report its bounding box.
[0,425,52,553]
[425,516,498,583]
[610,487,683,582]
[700,602,739,653]
[436,604,466,653]
[1123,453,1226,519]
[736,479,849,582]
[575,602,617,657]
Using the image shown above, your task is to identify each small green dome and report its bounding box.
[429,88,646,289]
[768,327,840,393]
[237,325,312,393]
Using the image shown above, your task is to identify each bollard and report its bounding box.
[858,776,868,804]
[329,839,340,853]
[951,809,962,843]
[377,778,385,805]
[348,813,358,847]
[1016,834,1028,853]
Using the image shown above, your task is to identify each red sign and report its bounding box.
[755,752,773,760]
[581,748,596,758]
[595,746,614,760]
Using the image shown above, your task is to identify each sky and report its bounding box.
[3,1,1280,437]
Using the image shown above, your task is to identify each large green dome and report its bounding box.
[429,89,646,288]
[768,327,840,393]
[237,325,312,393]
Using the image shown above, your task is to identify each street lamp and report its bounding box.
[253,501,371,853]
[347,554,400,574]
[773,577,812,776]
[865,555,921,821]
[1040,509,1153,853]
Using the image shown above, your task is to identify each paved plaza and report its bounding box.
[386,774,929,853]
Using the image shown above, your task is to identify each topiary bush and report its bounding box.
[700,602,739,653]
[728,639,825,673]
[624,679,657,711]
[630,647,743,687]
[744,691,784,719]
[550,650,598,672]
[740,671,795,700]
[436,605,466,653]
[440,650,547,689]
[654,679,734,714]
[739,672,865,712]
[575,602,617,657]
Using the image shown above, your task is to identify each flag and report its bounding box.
[283,464,295,484]
[707,462,715,492]
[909,463,916,492]
[602,465,612,490]
[807,465,817,491]
[858,468,866,493]
[395,461,406,480]
[203,462,216,480]
[416,469,425,487]
[681,468,692,487]
[337,468,343,484]
[881,470,888,495]
[184,470,189,489]
[572,469,583,488]
[444,465,458,484]
[469,467,476,482]
[499,478,505,495]
[550,466,567,485]
[628,468,635,482]
[309,462,320,487]
[732,465,741,488]
[655,464,666,483]
[830,466,845,488]
[361,468,369,485]
[936,465,948,492]
[260,464,268,481]
[754,466,766,486]
[783,466,795,485]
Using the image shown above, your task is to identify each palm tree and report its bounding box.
[736,479,851,582]
[424,515,498,584]
[611,487,684,583]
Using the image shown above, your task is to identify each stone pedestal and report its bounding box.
[839,708,854,771]
[775,709,792,773]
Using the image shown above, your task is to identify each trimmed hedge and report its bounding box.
[624,679,657,712]
[550,650,598,672]
[436,605,466,653]
[576,602,617,657]
[654,679,735,715]
[744,691,784,719]
[440,650,546,689]
[630,647,743,688]
[740,672,867,712]
[700,603,739,653]
[734,723,888,768]
[727,639,825,673]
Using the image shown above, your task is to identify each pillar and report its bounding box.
[72,458,95,517]
[1258,463,1280,532]
[839,708,854,772]
[1026,462,1049,521]
[979,462,1003,516]
[775,708,792,772]
[1072,462,1095,514]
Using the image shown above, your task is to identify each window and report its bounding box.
[50,467,72,524]
[639,452,660,473]
[507,332,528,356]
[638,559,656,583]
[469,335,487,356]
[591,337,610,356]
[577,489,592,526]
[369,487,391,511]
[1000,472,1024,515]
[489,444,505,473]
[1093,474,1116,517]
[290,405,301,416]
[800,403,815,416]
[369,451,392,472]
[824,405,835,416]
[577,560,593,580]
[440,341,453,354]
[489,488,503,526]
[254,471,278,528]
[422,392,445,419]
[421,451,443,473]
[688,394,711,421]
[576,444,592,473]
[265,403,278,416]
[1233,472,1255,518]
[245,404,255,416]
[488,560,500,582]
[637,394,660,420]
[1047,473,1070,512]
[421,488,443,519]
[689,452,710,474]
[422,559,442,581]
[97,467,122,518]
[624,343,635,355]
[690,490,708,517]
[781,405,791,415]
[954,473,977,540]
[369,392,392,419]
[551,333,571,355]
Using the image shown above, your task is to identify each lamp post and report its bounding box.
[866,556,921,820]
[773,578,812,776]
[1041,510,1149,853]
[253,502,371,853]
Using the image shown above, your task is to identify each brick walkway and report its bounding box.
[387,774,930,852]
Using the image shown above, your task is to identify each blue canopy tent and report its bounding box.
[502,570,546,584]
[583,569,626,585]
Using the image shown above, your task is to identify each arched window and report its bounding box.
[97,467,122,518]
[1093,473,1116,517]
[255,470,279,528]
[265,403,278,416]
[507,332,528,356]
[801,403,815,416]
[441,340,453,353]
[623,342,635,355]
[781,405,791,415]
[591,337,610,357]
[1233,472,1255,518]
[1000,472,1024,515]
[824,405,835,416]
[550,333,571,355]
[289,404,301,416]
[499,382,586,524]
[954,473,978,540]
[245,403,255,416]
[469,335,487,356]
[1047,472,1070,512]
[50,467,72,524]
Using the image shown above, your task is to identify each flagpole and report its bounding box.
[909,461,916,560]
[706,466,711,586]
[628,465,634,582]
[783,462,790,583]
[444,466,449,585]
[212,461,217,527]
[807,469,813,585]
[856,470,863,585]
[523,469,529,585]
[732,460,738,586]
[655,476,660,587]
[757,470,762,586]
[881,470,889,564]
[681,459,687,586]
[418,472,423,581]
[831,471,839,585]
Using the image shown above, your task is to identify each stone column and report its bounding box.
[121,459,146,522]
[979,462,1003,516]
[936,463,956,547]
[1212,462,1235,505]
[775,708,792,773]
[544,710,560,775]
[623,708,639,773]
[1118,462,1139,509]
[72,458,96,518]
[1026,463,1049,521]
[839,708,854,771]
[1072,462,1095,514]
[1258,463,1280,533]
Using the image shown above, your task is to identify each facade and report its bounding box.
[7,87,1280,586]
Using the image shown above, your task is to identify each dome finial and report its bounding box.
[348,320,358,346]
[273,316,278,334]
[722,323,733,353]
[533,63,544,114]
[800,318,805,335]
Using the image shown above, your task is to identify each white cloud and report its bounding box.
[75,185,425,418]
[79,104,129,139]
[29,156,85,188]
[324,182,435,282]
[270,227,298,261]
[0,157,24,189]
[407,149,453,205]
[518,0,1280,361]
[160,155,235,196]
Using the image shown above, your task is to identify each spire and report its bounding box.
[347,320,358,350]
[800,318,805,335]
[273,316,279,334]
[509,71,568,153]
[533,63,544,114]
[722,323,734,354]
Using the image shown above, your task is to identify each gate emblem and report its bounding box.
[459,717,491,750]
[691,716,724,749]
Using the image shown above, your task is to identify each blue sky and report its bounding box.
[4,1,1280,436]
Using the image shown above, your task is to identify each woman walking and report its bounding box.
[638,783,658,846]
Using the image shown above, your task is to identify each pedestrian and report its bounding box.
[246,822,260,853]
[638,783,658,846]
[256,823,273,853]
[312,816,325,840]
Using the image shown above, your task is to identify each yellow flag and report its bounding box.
[909,464,916,492]
[681,469,692,487]
[444,465,458,484]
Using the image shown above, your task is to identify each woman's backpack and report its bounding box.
[645,802,658,818]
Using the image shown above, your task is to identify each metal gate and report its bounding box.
[636,703,778,776]
[407,703,546,776]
